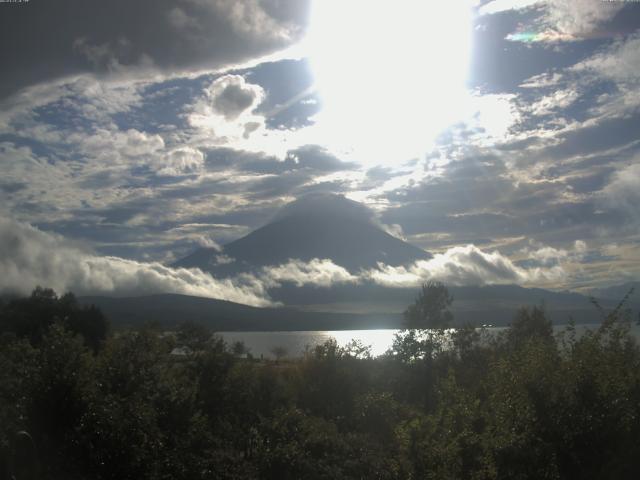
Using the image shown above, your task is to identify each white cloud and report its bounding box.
[260,258,357,287]
[0,218,273,306]
[509,32,640,151]
[544,0,624,38]
[381,223,406,241]
[363,244,567,287]
[70,127,166,172]
[194,234,222,251]
[0,217,605,302]
[187,74,267,144]
[119,129,165,157]
[257,245,572,290]
[208,74,265,120]
[0,142,80,217]
[479,0,541,15]
[572,34,640,84]
[487,0,625,42]
[519,239,587,266]
[519,72,563,88]
[528,87,579,116]
[600,162,640,216]
[158,147,205,176]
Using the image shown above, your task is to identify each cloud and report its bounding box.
[0,218,273,306]
[259,245,571,290]
[187,74,267,143]
[209,74,265,120]
[527,87,579,116]
[485,0,626,42]
[0,0,311,99]
[158,147,205,176]
[479,0,541,16]
[543,0,624,38]
[2,2,639,293]
[514,33,640,138]
[573,32,640,86]
[363,244,567,288]
[284,145,358,172]
[518,239,587,266]
[0,215,576,304]
[600,162,640,217]
[260,258,357,287]
[72,37,153,73]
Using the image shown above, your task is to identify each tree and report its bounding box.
[175,321,211,352]
[0,288,109,352]
[403,282,453,330]
[507,305,553,346]
[231,340,249,357]
[270,346,288,363]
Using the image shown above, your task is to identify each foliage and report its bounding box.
[0,287,109,352]
[1,286,640,479]
[403,281,453,329]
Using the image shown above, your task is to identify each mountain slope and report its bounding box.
[78,294,402,331]
[174,195,431,276]
[79,283,621,331]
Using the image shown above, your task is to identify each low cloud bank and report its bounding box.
[257,245,569,290]
[361,245,566,288]
[1,219,571,307]
[0,218,273,306]
[260,259,357,287]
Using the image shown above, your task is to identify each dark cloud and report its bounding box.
[0,0,311,99]
[205,145,356,175]
[284,145,358,172]
[387,154,511,215]
[377,142,634,257]
[470,7,600,92]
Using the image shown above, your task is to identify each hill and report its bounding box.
[78,282,625,331]
[173,194,431,276]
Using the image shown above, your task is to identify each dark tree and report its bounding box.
[507,305,553,346]
[176,320,211,351]
[403,281,453,329]
[0,288,109,352]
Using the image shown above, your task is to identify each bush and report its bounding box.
[1,287,639,479]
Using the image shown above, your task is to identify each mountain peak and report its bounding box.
[174,194,430,276]
[273,193,376,225]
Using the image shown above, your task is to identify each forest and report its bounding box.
[1,285,639,480]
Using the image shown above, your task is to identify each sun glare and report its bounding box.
[306,1,473,165]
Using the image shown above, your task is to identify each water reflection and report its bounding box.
[219,324,640,360]
[220,329,400,359]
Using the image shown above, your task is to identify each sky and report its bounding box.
[1,0,639,303]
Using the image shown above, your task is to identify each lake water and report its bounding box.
[220,324,640,359]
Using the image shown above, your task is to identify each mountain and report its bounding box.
[79,283,617,331]
[167,194,637,327]
[79,294,402,331]
[268,283,615,325]
[173,194,431,276]
[589,282,639,302]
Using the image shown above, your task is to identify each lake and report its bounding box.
[220,324,640,359]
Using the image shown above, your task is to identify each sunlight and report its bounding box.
[306,0,473,165]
